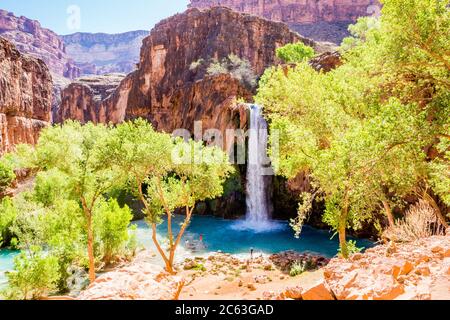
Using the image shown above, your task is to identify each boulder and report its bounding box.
[301,281,334,300]
[78,252,183,300]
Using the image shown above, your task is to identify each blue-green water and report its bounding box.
[0,250,18,289]
[134,215,373,258]
[0,215,372,288]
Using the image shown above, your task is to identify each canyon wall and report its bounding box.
[58,7,311,140]
[188,0,381,43]
[61,31,149,76]
[0,9,80,79]
[0,38,52,154]
[57,73,125,124]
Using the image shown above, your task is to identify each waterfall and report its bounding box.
[232,104,281,233]
[246,105,272,224]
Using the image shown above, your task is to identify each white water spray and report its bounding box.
[232,105,281,233]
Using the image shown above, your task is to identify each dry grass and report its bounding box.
[383,200,445,243]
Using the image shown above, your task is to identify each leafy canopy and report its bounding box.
[256,0,450,257]
[276,42,315,64]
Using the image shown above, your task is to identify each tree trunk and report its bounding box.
[382,200,395,227]
[169,207,193,269]
[423,192,449,229]
[151,223,174,274]
[87,216,96,284]
[339,193,349,259]
[338,221,348,259]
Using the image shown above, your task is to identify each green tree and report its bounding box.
[105,119,233,273]
[276,42,315,64]
[29,121,123,283]
[0,157,15,196]
[3,247,60,300]
[146,139,233,272]
[0,197,17,247]
[93,198,133,265]
[257,0,449,257]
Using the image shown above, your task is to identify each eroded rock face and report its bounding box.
[57,73,126,124]
[189,0,381,43]
[0,37,52,154]
[61,31,149,76]
[310,51,342,72]
[0,10,80,79]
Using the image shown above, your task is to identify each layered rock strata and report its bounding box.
[0,37,52,154]
[61,31,149,75]
[0,10,80,78]
[58,7,312,143]
[189,0,381,43]
[56,73,126,124]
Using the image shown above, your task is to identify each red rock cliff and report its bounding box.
[0,37,52,154]
[58,7,312,150]
[189,0,381,43]
[190,0,378,23]
[0,9,80,79]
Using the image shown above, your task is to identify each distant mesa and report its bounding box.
[188,0,381,44]
[61,31,149,76]
[0,9,80,79]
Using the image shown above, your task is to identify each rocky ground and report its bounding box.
[323,235,450,300]
[77,252,184,300]
[178,251,329,300]
[76,234,449,300]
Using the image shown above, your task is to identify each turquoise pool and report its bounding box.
[0,215,372,288]
[134,215,373,258]
[0,250,18,289]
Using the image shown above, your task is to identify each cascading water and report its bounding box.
[232,104,281,233]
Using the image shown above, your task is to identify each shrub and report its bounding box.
[289,260,306,277]
[3,247,60,300]
[94,198,133,265]
[192,263,207,272]
[0,159,15,194]
[338,240,364,257]
[0,197,17,247]
[41,199,85,292]
[383,201,445,243]
[189,58,205,71]
[276,42,315,64]
[207,60,229,76]
[206,54,257,88]
[31,169,71,208]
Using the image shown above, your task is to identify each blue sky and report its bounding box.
[0,0,189,35]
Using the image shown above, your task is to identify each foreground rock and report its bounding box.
[0,37,52,154]
[179,252,327,300]
[78,252,184,300]
[268,235,449,300]
[324,235,450,300]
